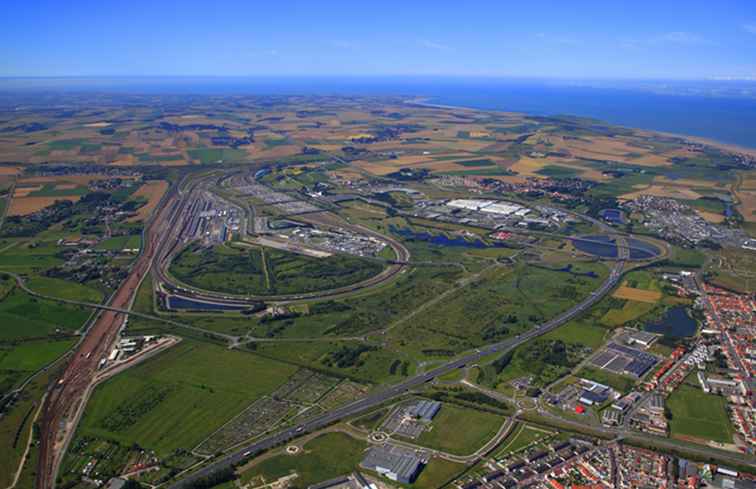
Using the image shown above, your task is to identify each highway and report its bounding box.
[169,259,626,488]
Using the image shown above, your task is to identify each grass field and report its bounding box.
[77,341,298,455]
[170,243,384,296]
[0,287,91,340]
[494,423,553,458]
[574,366,635,394]
[389,261,607,358]
[94,235,141,251]
[667,382,734,444]
[0,338,74,393]
[0,370,52,488]
[415,403,503,455]
[188,148,249,164]
[240,432,367,487]
[25,275,104,303]
[414,458,467,489]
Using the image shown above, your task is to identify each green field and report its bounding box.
[495,423,553,457]
[415,403,503,455]
[667,383,734,443]
[456,158,495,167]
[0,287,91,340]
[94,235,141,251]
[25,276,104,303]
[414,458,467,489]
[0,370,52,488]
[389,261,607,358]
[26,183,89,197]
[0,239,64,272]
[574,366,635,394]
[170,243,384,296]
[536,165,582,178]
[240,432,367,487]
[187,148,249,164]
[76,341,297,455]
[0,338,74,393]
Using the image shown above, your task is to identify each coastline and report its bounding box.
[405,97,756,158]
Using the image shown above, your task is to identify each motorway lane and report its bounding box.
[170,261,625,487]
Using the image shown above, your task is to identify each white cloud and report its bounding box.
[249,49,279,57]
[619,31,714,49]
[744,23,756,34]
[419,39,452,51]
[330,40,360,50]
[657,31,711,45]
[533,32,582,46]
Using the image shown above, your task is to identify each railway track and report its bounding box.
[36,184,182,489]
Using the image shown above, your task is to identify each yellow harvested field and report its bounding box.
[735,189,756,222]
[355,162,402,176]
[613,286,662,303]
[619,185,702,201]
[127,180,169,222]
[509,156,548,177]
[696,210,725,223]
[13,185,43,197]
[8,195,81,216]
[654,176,723,189]
[84,122,111,128]
[468,131,490,138]
[509,156,609,181]
[0,166,20,175]
[20,174,132,185]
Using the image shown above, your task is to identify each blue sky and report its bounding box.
[2,0,756,79]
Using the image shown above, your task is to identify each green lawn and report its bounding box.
[414,458,467,489]
[495,423,553,457]
[95,235,140,251]
[169,243,384,296]
[541,320,608,350]
[415,403,503,455]
[667,383,734,443]
[25,275,104,303]
[240,432,367,487]
[574,366,635,394]
[77,341,298,455]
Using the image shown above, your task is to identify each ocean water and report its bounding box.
[426,81,756,149]
[3,76,756,149]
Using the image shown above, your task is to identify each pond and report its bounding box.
[644,305,698,338]
[390,226,506,249]
[167,295,249,311]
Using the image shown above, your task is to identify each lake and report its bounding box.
[645,305,698,338]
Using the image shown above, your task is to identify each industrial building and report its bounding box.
[360,445,424,484]
[406,400,441,421]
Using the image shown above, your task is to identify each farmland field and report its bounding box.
[414,403,503,455]
[239,432,367,487]
[667,382,734,444]
[169,243,384,296]
[0,287,92,340]
[76,341,297,455]
[127,180,168,222]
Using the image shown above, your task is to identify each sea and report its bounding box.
[3,76,756,149]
